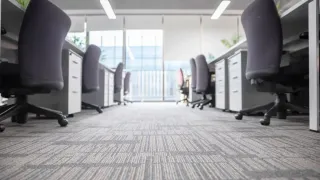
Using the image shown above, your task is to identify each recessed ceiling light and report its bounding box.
[100,0,116,19]
[211,0,231,20]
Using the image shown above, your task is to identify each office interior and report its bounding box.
[0,0,320,179]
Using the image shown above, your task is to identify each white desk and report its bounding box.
[1,0,85,57]
[210,0,320,132]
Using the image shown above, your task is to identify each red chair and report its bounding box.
[176,69,190,106]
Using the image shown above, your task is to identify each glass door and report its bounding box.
[125,30,163,101]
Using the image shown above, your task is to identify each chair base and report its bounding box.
[0,95,68,132]
[176,97,190,106]
[82,102,103,113]
[123,98,133,106]
[235,93,308,126]
[191,94,214,110]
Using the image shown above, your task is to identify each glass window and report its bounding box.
[89,30,123,68]
[67,32,86,51]
[125,30,163,101]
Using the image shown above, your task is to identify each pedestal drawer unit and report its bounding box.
[215,59,229,110]
[227,50,274,112]
[29,49,82,115]
[108,72,114,106]
[82,66,115,108]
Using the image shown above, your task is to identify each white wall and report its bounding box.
[163,16,201,61]
[163,15,244,62]
[201,16,244,60]
[70,14,244,61]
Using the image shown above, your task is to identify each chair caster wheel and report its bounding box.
[67,114,74,118]
[118,102,121,105]
[235,113,243,120]
[15,112,28,124]
[0,124,5,132]
[199,105,204,110]
[11,116,17,123]
[58,116,68,127]
[277,112,287,119]
[256,112,264,116]
[191,105,196,109]
[260,117,270,126]
[186,104,189,107]
[197,104,201,107]
[97,108,103,114]
[176,102,179,105]
[291,111,299,115]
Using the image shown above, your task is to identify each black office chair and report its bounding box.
[114,62,124,105]
[189,58,202,108]
[81,44,103,113]
[195,55,215,110]
[234,0,308,125]
[123,72,133,105]
[0,0,70,132]
[176,68,190,106]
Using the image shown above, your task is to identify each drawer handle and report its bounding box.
[232,61,238,65]
[219,79,223,82]
[232,76,238,79]
[72,60,79,64]
[232,90,238,93]
[72,91,78,94]
[72,76,78,79]
[218,67,222,70]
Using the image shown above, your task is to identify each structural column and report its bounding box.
[308,0,320,132]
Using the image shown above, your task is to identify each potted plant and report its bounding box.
[221,34,242,48]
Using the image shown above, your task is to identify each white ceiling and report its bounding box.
[49,0,254,15]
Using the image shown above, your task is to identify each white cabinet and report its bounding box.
[108,73,114,106]
[215,59,229,110]
[227,50,274,112]
[29,49,82,115]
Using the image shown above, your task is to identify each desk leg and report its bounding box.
[309,0,320,132]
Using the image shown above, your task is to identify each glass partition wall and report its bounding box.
[89,31,123,68]
[126,30,163,101]
[68,14,244,102]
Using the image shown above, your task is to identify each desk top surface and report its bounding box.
[1,0,85,57]
[209,0,312,65]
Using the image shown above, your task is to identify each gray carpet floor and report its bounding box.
[0,103,320,180]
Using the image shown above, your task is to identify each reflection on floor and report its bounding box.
[0,103,319,180]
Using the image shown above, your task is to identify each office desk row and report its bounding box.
[0,0,117,116]
[209,0,320,132]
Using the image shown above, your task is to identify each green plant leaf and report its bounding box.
[16,0,30,8]
[221,33,242,48]
[221,39,232,48]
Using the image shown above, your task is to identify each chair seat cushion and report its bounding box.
[0,62,51,96]
[262,65,308,87]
